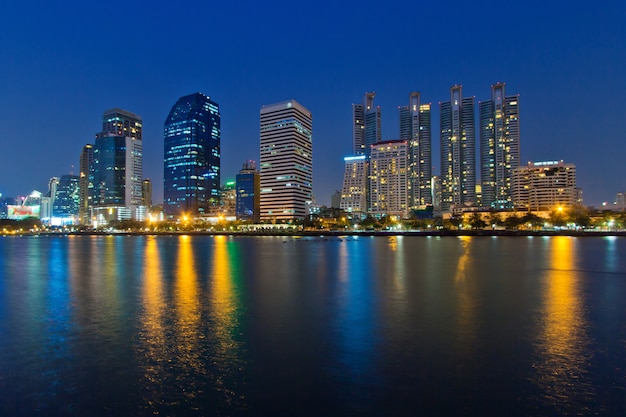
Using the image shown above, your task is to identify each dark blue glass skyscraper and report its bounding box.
[164,93,220,218]
[52,174,80,219]
[236,160,260,222]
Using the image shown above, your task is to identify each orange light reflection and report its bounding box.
[174,235,202,386]
[535,236,592,410]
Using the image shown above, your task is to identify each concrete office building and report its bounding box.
[259,100,312,221]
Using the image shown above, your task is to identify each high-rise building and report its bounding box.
[368,140,409,218]
[339,155,368,217]
[52,174,80,220]
[431,175,442,213]
[92,108,143,221]
[440,85,476,211]
[331,190,341,209]
[142,178,152,208]
[353,92,381,156]
[236,160,260,222]
[259,100,312,221]
[47,177,60,202]
[79,144,94,224]
[163,93,221,218]
[0,195,17,219]
[399,92,432,208]
[341,92,382,218]
[512,160,581,210]
[479,82,520,209]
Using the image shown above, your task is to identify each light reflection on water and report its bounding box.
[208,236,247,412]
[137,236,166,409]
[532,236,595,414]
[1,235,625,416]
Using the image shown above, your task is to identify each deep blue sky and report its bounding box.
[1,0,625,207]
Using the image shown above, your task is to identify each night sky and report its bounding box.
[1,0,625,207]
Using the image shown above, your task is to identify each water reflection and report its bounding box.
[174,235,202,388]
[454,236,471,282]
[390,236,406,290]
[534,236,594,413]
[604,236,618,273]
[332,239,377,411]
[208,235,246,411]
[453,236,477,363]
[138,236,166,404]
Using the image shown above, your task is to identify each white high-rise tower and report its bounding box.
[259,100,312,221]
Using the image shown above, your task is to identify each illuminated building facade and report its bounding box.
[236,160,260,222]
[339,155,368,217]
[0,195,16,219]
[368,140,409,218]
[353,92,381,156]
[440,85,476,211]
[79,144,93,224]
[480,82,520,209]
[400,92,432,208]
[92,108,143,220]
[52,174,80,220]
[219,181,237,216]
[163,93,220,218]
[142,178,152,208]
[512,160,581,210]
[259,100,312,221]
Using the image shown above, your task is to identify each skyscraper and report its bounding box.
[236,160,260,222]
[479,82,520,209]
[52,174,80,220]
[440,85,476,211]
[368,140,409,218]
[399,92,432,209]
[352,92,381,155]
[92,108,143,221]
[142,178,152,208]
[79,144,93,224]
[339,155,368,217]
[163,93,221,218]
[259,100,312,221]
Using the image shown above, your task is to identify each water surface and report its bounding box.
[1,235,625,416]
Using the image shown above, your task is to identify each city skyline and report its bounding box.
[1,1,625,207]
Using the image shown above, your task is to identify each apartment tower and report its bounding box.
[399,92,432,208]
[479,82,520,209]
[440,85,476,211]
[368,140,409,218]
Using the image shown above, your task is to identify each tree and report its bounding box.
[469,212,487,230]
[361,215,379,229]
[521,213,543,230]
[487,211,503,228]
[568,205,591,228]
[504,215,521,230]
[548,208,567,228]
[448,215,463,229]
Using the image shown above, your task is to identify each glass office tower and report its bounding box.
[163,93,221,218]
[236,160,260,222]
[92,108,143,208]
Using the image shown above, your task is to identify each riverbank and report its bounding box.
[3,229,622,238]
